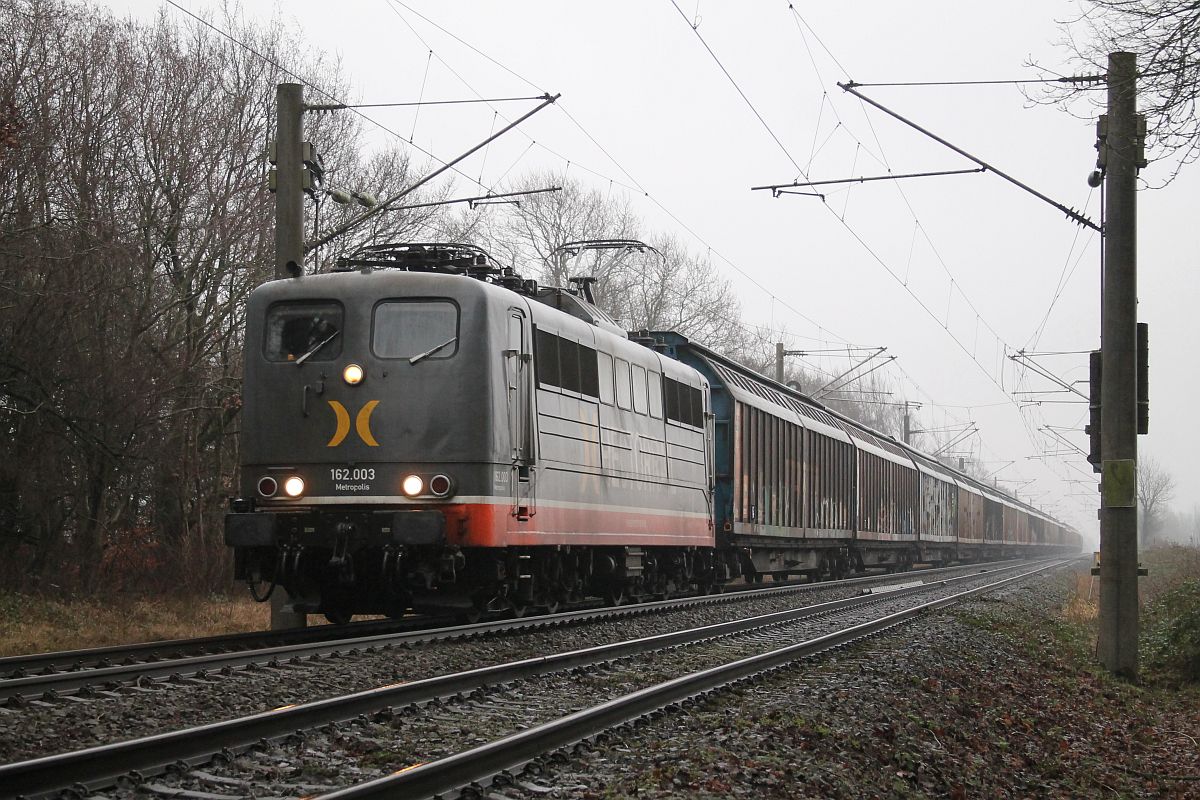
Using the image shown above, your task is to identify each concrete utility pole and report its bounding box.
[275,82,305,279]
[1097,52,1139,678]
[271,82,308,629]
[774,343,809,388]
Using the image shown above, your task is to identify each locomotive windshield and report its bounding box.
[373,299,459,361]
[264,301,343,363]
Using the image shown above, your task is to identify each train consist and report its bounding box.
[225,243,1080,621]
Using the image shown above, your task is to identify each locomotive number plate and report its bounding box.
[330,467,376,481]
[330,466,376,492]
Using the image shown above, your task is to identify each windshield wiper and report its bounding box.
[409,336,457,365]
[294,330,340,365]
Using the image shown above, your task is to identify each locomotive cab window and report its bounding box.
[373,300,459,361]
[265,301,344,363]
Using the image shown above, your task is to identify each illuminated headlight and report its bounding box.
[283,476,306,497]
[401,474,424,497]
[257,476,278,497]
[429,474,453,497]
[343,363,365,385]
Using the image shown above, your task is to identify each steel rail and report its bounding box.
[320,558,1075,799]
[0,562,1047,798]
[0,557,1034,677]
[0,616,444,679]
[0,560,1031,704]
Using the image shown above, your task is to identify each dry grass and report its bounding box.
[1063,569,1099,625]
[1141,544,1200,603]
[1060,545,1200,627]
[0,591,270,657]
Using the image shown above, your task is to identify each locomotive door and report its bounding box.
[505,310,536,520]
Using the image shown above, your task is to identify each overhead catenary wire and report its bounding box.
[169,1,859,393]
[782,2,1095,396]
[775,2,1097,512]
[382,0,868,353]
[668,0,1042,415]
[752,168,986,193]
[306,93,560,251]
[847,75,1106,88]
[184,0,1087,515]
[838,82,1101,232]
[781,6,1098,497]
[161,0,493,194]
[309,95,551,110]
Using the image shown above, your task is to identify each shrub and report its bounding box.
[1142,577,1200,683]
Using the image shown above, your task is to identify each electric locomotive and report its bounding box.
[225,242,1081,622]
[225,244,726,621]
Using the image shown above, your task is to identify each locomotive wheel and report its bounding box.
[324,610,352,625]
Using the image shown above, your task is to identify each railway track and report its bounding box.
[0,560,1024,707]
[0,615,445,680]
[0,558,1073,799]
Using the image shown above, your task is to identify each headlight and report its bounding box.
[343,363,364,385]
[283,476,306,497]
[401,474,424,497]
[429,474,453,497]
[257,476,278,497]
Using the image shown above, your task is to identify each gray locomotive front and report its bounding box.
[225,268,515,618]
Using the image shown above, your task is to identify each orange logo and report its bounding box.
[326,400,380,447]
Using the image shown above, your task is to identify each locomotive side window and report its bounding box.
[579,345,600,397]
[597,352,615,405]
[559,337,582,393]
[373,300,459,360]
[265,301,344,362]
[632,364,648,415]
[615,358,632,410]
[535,329,560,388]
[664,377,679,421]
[664,377,704,427]
[534,329,601,399]
[647,371,663,419]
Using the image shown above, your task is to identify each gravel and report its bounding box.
[106,570,1024,798]
[17,559,1194,800]
[0,568,994,763]
[489,566,1200,800]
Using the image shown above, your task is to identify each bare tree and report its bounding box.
[477,170,640,286]
[478,172,749,352]
[0,0,454,592]
[1048,1,1200,181]
[606,234,746,352]
[1138,454,1176,545]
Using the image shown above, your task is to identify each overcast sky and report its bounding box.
[104,0,1200,546]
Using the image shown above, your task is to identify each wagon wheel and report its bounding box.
[324,609,352,625]
[246,574,277,603]
[604,584,625,607]
[540,593,561,615]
